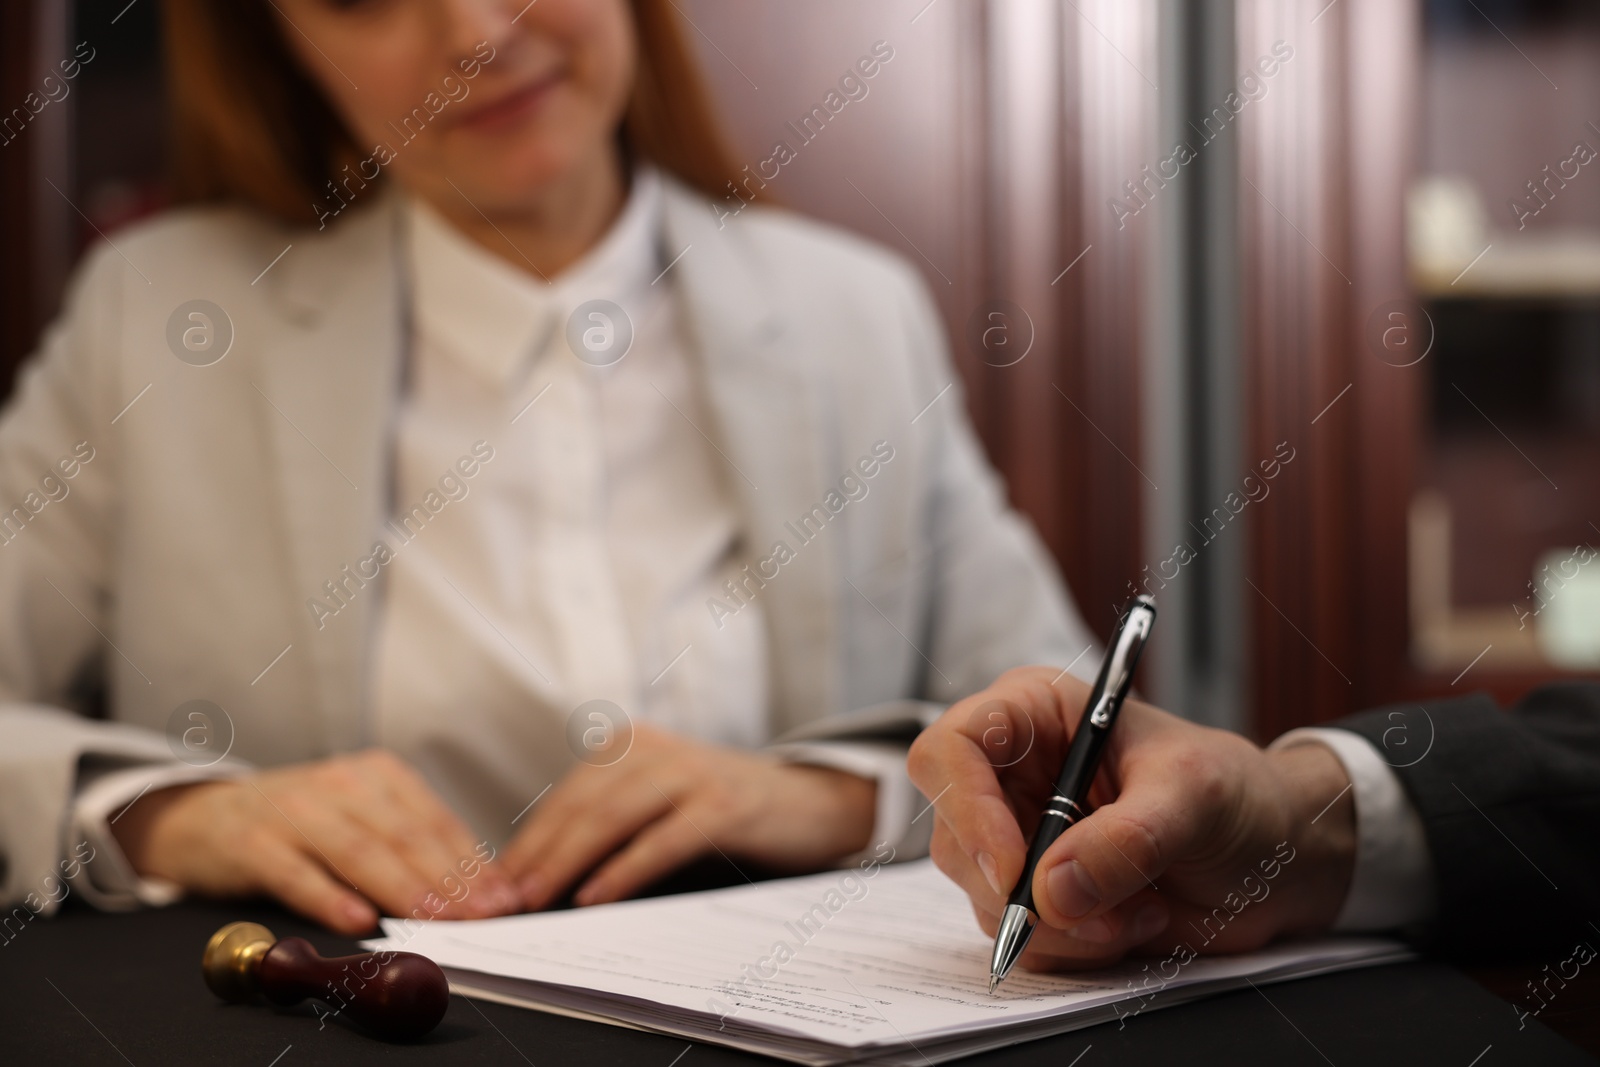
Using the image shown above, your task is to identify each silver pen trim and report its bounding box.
[1042,795,1086,823]
[988,903,1037,993]
[1089,603,1154,727]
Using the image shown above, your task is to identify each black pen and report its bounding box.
[988,594,1157,994]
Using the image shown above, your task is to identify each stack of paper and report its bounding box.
[364,859,1412,1065]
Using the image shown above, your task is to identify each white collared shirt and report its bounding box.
[370,170,774,827]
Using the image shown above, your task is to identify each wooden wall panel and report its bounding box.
[1237,0,1421,736]
[680,0,1157,642]
[0,0,75,399]
[0,2,35,387]
[1237,0,1360,736]
[673,0,989,409]
[1064,0,1158,631]
[1345,0,1422,708]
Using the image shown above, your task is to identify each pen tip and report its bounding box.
[988,976,1000,996]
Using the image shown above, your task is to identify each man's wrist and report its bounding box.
[1266,742,1357,934]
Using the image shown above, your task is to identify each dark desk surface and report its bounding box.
[3,896,1596,1067]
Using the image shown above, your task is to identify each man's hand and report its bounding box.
[502,722,876,909]
[907,667,1356,972]
[111,749,521,934]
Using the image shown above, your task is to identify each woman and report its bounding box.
[0,0,1094,936]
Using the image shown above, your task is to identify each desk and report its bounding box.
[2,897,1595,1066]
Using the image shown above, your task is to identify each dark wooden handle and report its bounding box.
[259,937,449,1041]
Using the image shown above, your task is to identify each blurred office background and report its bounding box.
[2,0,1597,737]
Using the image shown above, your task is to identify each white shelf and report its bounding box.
[1414,233,1600,298]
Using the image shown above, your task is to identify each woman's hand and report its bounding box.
[907,667,1357,972]
[502,722,876,909]
[112,749,521,935]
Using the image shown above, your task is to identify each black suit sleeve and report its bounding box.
[1331,683,1600,960]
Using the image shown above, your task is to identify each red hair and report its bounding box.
[162,0,747,225]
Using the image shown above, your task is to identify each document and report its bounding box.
[363,859,1412,1065]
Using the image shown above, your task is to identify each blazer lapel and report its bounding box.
[660,181,841,734]
[251,182,843,745]
[256,196,405,752]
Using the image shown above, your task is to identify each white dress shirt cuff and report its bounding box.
[1270,727,1437,933]
[768,740,932,863]
[68,762,247,911]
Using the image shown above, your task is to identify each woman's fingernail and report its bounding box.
[491,883,521,913]
[342,898,376,928]
[975,852,1003,896]
[1045,860,1100,919]
[1132,903,1169,942]
[1071,916,1115,944]
[518,873,544,905]
[464,889,499,917]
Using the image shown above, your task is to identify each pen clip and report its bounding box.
[1087,604,1154,727]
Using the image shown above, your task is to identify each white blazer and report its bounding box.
[0,175,1095,910]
